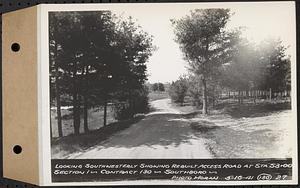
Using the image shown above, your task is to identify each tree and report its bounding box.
[220,36,261,103]
[172,9,232,114]
[50,12,154,136]
[258,38,291,95]
[169,76,189,105]
[158,83,165,91]
[152,83,159,91]
[187,75,202,107]
[113,17,154,119]
[152,83,165,92]
[113,85,150,120]
[49,11,119,134]
[221,37,291,102]
[49,13,63,137]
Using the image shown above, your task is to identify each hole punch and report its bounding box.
[11,43,20,52]
[13,145,22,154]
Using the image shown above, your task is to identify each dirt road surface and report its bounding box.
[68,99,212,159]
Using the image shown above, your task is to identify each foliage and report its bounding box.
[187,75,202,106]
[172,9,291,109]
[220,37,260,91]
[113,85,149,120]
[49,12,155,136]
[131,85,150,114]
[168,76,189,105]
[112,103,131,121]
[221,37,291,95]
[152,83,159,91]
[258,38,291,92]
[152,83,165,92]
[172,9,233,114]
[158,83,165,92]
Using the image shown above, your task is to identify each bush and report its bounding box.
[158,83,165,91]
[168,76,188,105]
[113,85,149,120]
[152,82,165,92]
[113,103,133,121]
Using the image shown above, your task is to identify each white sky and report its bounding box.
[107,2,296,83]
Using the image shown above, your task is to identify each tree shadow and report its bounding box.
[182,111,200,118]
[190,121,220,133]
[51,115,145,157]
[90,113,220,150]
[218,101,291,118]
[52,111,222,158]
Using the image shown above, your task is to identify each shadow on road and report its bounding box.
[92,113,219,150]
[190,121,219,133]
[51,115,146,158]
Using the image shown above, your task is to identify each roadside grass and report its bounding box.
[51,115,145,159]
[183,99,292,158]
[189,109,293,158]
[215,99,291,118]
[169,98,291,118]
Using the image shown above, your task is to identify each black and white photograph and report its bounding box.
[49,2,296,161]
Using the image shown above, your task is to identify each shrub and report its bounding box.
[113,85,149,120]
[168,76,188,105]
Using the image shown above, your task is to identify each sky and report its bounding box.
[107,2,296,84]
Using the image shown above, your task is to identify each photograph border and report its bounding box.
[39,2,298,186]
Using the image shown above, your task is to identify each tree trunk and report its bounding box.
[212,86,215,108]
[129,91,134,118]
[55,70,63,137]
[103,96,107,127]
[254,90,257,104]
[83,95,89,133]
[233,91,236,100]
[83,66,89,133]
[241,91,244,104]
[202,79,208,115]
[50,113,53,139]
[269,88,272,100]
[54,38,62,137]
[196,100,200,108]
[72,56,80,135]
[73,93,80,135]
